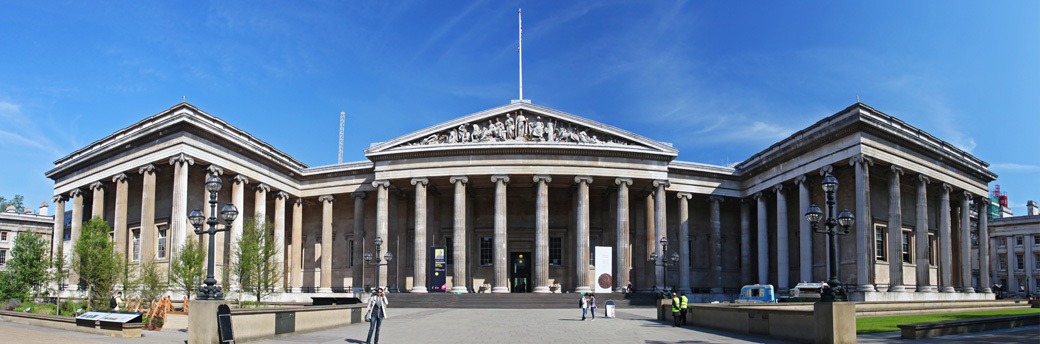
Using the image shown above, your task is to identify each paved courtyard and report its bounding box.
[1,307,1037,343]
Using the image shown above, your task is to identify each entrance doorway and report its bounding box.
[510,252,532,293]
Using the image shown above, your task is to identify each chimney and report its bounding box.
[1028,200,1039,216]
[38,202,49,216]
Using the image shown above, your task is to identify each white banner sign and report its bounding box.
[594,246,613,293]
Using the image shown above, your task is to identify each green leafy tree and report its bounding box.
[232,215,282,306]
[6,229,50,299]
[72,217,123,310]
[171,238,206,299]
[0,194,25,212]
[135,258,167,303]
[51,246,69,310]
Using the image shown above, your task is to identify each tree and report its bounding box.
[72,217,123,310]
[170,238,205,299]
[232,215,282,306]
[6,229,50,299]
[0,194,24,212]
[51,245,69,310]
[135,258,167,303]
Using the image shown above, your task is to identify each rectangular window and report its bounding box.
[0,231,6,241]
[1016,236,1023,246]
[0,249,5,266]
[928,232,938,266]
[1034,235,1040,245]
[999,254,1007,270]
[999,239,1006,247]
[348,239,354,268]
[157,227,168,259]
[446,237,453,265]
[1017,254,1024,270]
[1035,254,1039,270]
[479,237,492,266]
[875,225,887,261]
[689,239,695,268]
[902,230,913,263]
[132,229,141,261]
[549,237,562,266]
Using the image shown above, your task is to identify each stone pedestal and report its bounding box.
[188,300,228,344]
[813,302,856,344]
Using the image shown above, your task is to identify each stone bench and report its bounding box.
[897,314,1039,339]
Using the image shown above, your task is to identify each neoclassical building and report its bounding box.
[46,102,996,301]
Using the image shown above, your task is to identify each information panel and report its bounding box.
[429,246,447,292]
[594,246,613,293]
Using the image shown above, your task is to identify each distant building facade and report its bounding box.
[0,203,54,269]
[987,212,1040,296]
[45,102,997,301]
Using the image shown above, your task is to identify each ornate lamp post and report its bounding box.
[363,236,393,292]
[649,237,681,296]
[804,173,855,302]
[187,175,239,300]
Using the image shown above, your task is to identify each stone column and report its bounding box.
[775,184,789,294]
[795,176,812,284]
[652,179,669,289]
[575,176,593,293]
[977,196,991,293]
[90,181,105,218]
[140,164,157,262]
[643,192,655,291]
[533,175,552,294]
[274,191,288,290]
[491,175,511,293]
[230,174,248,287]
[676,193,692,294]
[709,196,724,294]
[318,194,335,293]
[409,179,429,293]
[373,180,391,290]
[939,183,955,292]
[290,198,303,292]
[851,154,875,292]
[915,175,933,292]
[740,199,752,285]
[51,195,66,264]
[755,192,768,285]
[450,176,469,293]
[615,178,632,292]
[888,165,906,292]
[960,191,975,293]
[67,189,84,290]
[254,183,269,221]
[112,174,129,261]
[170,153,193,260]
[351,192,367,293]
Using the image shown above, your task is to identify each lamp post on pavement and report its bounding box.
[187,175,239,301]
[804,173,855,302]
[649,237,681,298]
[364,236,393,292]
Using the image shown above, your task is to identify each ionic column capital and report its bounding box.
[574,176,593,185]
[753,192,766,201]
[961,190,973,201]
[491,175,510,184]
[676,192,693,200]
[940,182,953,193]
[169,153,195,166]
[614,178,633,187]
[819,165,834,176]
[318,194,335,203]
[254,183,271,193]
[850,154,874,167]
[294,198,305,206]
[68,189,83,198]
[89,181,105,191]
[533,175,552,184]
[652,179,670,188]
[232,174,250,185]
[794,175,808,185]
[350,191,367,200]
[450,176,469,185]
[139,164,157,175]
[203,164,224,176]
[708,195,725,204]
[51,194,67,203]
[916,174,931,185]
[112,173,129,183]
[275,191,290,200]
[372,180,391,189]
[410,178,429,187]
[890,164,904,176]
[773,184,784,193]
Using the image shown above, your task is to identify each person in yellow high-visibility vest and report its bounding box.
[679,293,689,326]
[671,292,681,327]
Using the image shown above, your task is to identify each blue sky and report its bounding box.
[1,1,1037,215]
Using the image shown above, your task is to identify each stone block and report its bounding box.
[814,302,856,344]
[188,300,227,344]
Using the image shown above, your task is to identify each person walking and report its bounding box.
[110,292,123,311]
[365,288,389,344]
[580,294,589,321]
[588,294,597,321]
[670,292,681,327]
[679,292,689,326]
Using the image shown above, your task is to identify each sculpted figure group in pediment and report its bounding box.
[411,111,629,147]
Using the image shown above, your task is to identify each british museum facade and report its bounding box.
[46,101,996,301]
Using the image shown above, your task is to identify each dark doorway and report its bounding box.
[510,252,532,293]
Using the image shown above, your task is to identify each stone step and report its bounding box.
[381,292,657,309]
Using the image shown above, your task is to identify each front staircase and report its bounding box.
[380,292,657,309]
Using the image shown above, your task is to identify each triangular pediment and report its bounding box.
[365,103,678,158]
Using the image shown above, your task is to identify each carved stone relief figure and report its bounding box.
[404,111,631,147]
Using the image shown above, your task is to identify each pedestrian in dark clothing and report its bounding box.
[679,293,689,325]
[671,292,681,327]
[365,288,388,344]
[588,294,597,321]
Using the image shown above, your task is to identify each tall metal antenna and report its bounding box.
[338,111,345,164]
[512,8,530,104]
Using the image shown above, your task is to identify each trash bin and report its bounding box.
[605,300,616,318]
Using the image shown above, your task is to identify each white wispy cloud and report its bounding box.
[989,163,1040,172]
[0,101,63,157]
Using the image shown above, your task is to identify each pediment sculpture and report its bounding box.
[406,111,630,147]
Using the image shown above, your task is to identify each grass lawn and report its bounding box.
[857,308,1040,334]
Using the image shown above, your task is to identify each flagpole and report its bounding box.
[518,8,523,101]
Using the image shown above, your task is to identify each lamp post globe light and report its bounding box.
[804,173,855,302]
[187,175,239,300]
[364,236,393,292]
[649,237,681,297]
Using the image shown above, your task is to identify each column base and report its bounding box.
[289,287,302,293]
[533,286,551,294]
[410,286,428,293]
[317,287,332,293]
[491,287,510,293]
[940,286,956,293]
[857,284,876,292]
[962,287,976,293]
[450,287,469,293]
[888,285,907,292]
[916,285,937,292]
[710,288,724,294]
[980,287,993,293]
[574,287,591,293]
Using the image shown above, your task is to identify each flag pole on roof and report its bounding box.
[512,8,530,104]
